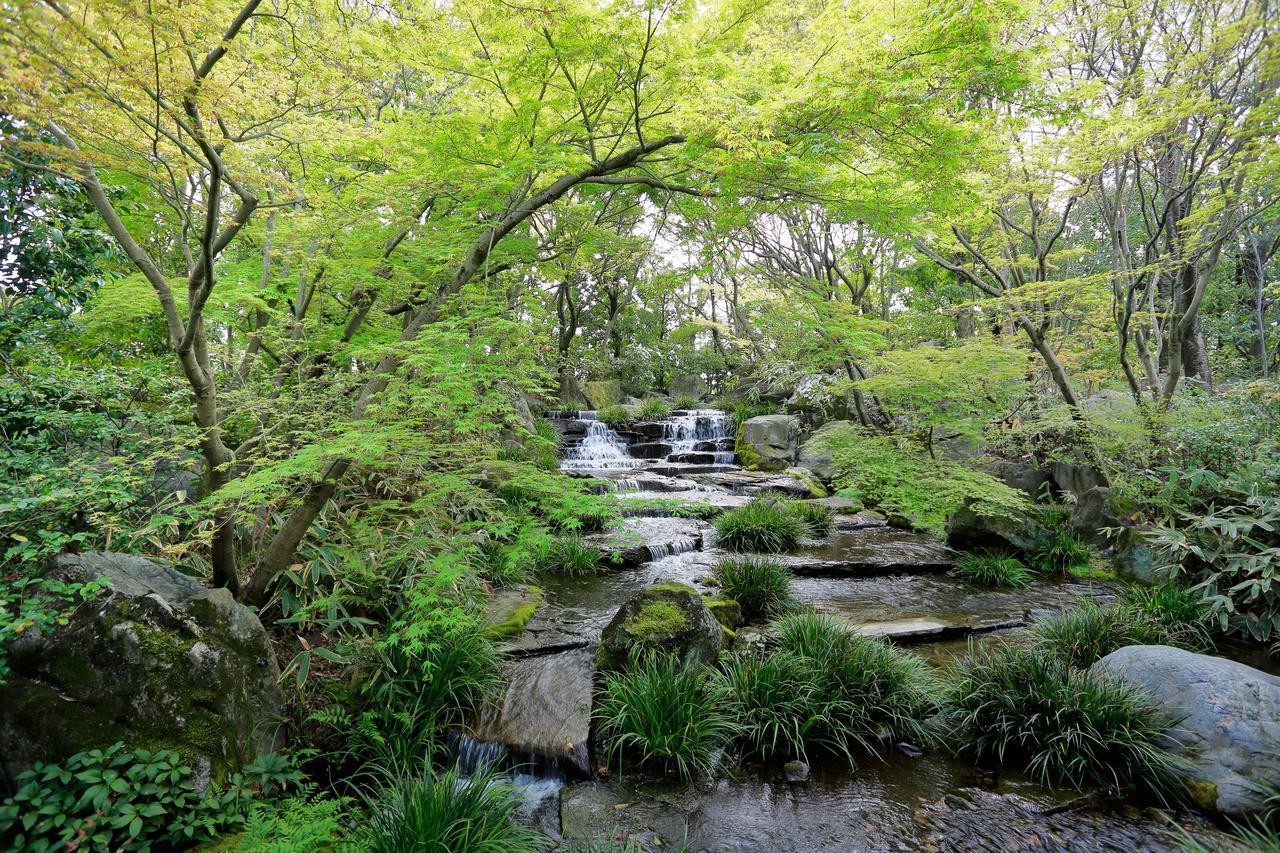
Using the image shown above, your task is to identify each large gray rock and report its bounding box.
[1051,459,1109,497]
[583,379,623,409]
[668,374,708,400]
[1092,645,1280,816]
[736,414,800,472]
[796,420,854,482]
[946,499,1041,553]
[599,582,723,671]
[986,460,1051,498]
[0,553,285,792]
[472,648,594,778]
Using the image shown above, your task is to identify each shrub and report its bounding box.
[538,536,602,576]
[597,653,735,779]
[358,766,546,853]
[947,644,1189,801]
[672,395,701,411]
[0,744,297,851]
[222,793,353,852]
[772,612,941,756]
[713,499,806,553]
[1122,582,1215,650]
[1027,507,1093,573]
[597,405,631,426]
[950,551,1035,588]
[786,499,834,536]
[637,398,671,419]
[713,557,794,619]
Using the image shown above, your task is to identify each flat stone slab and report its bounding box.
[482,584,543,639]
[854,616,1024,643]
[692,470,813,497]
[615,489,749,517]
[777,528,954,576]
[472,648,595,779]
[585,517,705,566]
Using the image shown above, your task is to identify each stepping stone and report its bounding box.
[853,616,1025,643]
[483,584,543,639]
[472,648,595,778]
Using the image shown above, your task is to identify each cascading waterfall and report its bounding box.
[662,409,731,455]
[447,733,567,813]
[645,537,699,561]
[560,420,643,471]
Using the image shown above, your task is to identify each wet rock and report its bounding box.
[483,584,543,638]
[598,582,724,671]
[584,379,623,409]
[736,414,800,471]
[784,760,810,782]
[703,595,743,630]
[0,552,285,791]
[559,779,699,848]
[472,648,595,779]
[695,469,813,498]
[585,517,704,567]
[796,420,854,482]
[783,528,954,577]
[1092,645,1280,816]
[785,466,827,498]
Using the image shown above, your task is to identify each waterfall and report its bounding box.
[447,733,568,814]
[561,420,642,471]
[662,409,731,455]
[645,537,699,561]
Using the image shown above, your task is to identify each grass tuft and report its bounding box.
[713,556,794,619]
[786,499,834,536]
[597,405,631,426]
[596,653,735,779]
[946,643,1189,802]
[637,398,671,419]
[713,498,807,553]
[538,536,602,576]
[672,395,701,411]
[950,551,1035,588]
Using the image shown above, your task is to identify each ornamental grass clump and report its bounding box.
[946,643,1189,802]
[637,398,671,419]
[713,499,806,553]
[950,551,1035,588]
[1028,508,1093,573]
[538,536,602,576]
[713,650,829,760]
[766,612,942,757]
[358,766,546,853]
[596,653,735,779]
[713,556,794,619]
[786,499,834,537]
[672,395,701,411]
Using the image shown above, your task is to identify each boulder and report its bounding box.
[785,374,838,421]
[598,582,723,671]
[1050,459,1109,498]
[1092,645,1280,816]
[668,374,708,400]
[1070,486,1140,545]
[559,374,591,409]
[985,460,1051,498]
[0,553,285,792]
[736,414,800,472]
[796,420,854,483]
[946,499,1042,553]
[784,467,828,498]
[583,379,623,410]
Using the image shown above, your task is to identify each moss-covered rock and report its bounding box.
[482,584,543,638]
[0,553,285,792]
[598,582,723,671]
[735,415,799,472]
[703,596,743,630]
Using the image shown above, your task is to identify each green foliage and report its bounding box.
[713,498,807,553]
[357,766,547,853]
[537,536,603,576]
[1026,507,1093,574]
[672,395,701,411]
[784,499,834,536]
[212,792,353,852]
[809,425,1027,533]
[729,397,780,430]
[637,398,671,419]
[769,612,942,757]
[597,405,632,426]
[0,573,108,683]
[713,650,830,761]
[0,745,299,852]
[950,551,1034,588]
[947,644,1189,802]
[597,654,735,780]
[1148,489,1280,642]
[1031,585,1214,669]
[712,557,794,619]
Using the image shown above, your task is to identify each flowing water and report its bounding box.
[458,408,1237,850]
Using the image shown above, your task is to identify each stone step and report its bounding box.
[629,441,674,459]
[647,464,740,476]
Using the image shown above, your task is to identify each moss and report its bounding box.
[650,581,698,595]
[785,467,828,498]
[704,596,743,630]
[626,600,688,643]
[483,586,543,638]
[1185,778,1217,810]
[1068,561,1118,581]
[735,423,786,472]
[133,622,197,660]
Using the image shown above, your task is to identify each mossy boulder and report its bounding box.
[736,415,800,472]
[598,582,723,671]
[583,379,623,410]
[0,553,285,793]
[703,595,743,630]
[482,584,543,639]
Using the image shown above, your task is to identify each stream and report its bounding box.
[465,409,1231,851]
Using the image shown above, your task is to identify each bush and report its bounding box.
[1031,584,1214,668]
[771,612,941,756]
[950,551,1035,588]
[1027,507,1093,573]
[672,395,701,411]
[538,536,603,576]
[947,643,1189,800]
[713,499,806,553]
[713,557,794,619]
[786,499,834,536]
[0,744,298,851]
[637,398,671,419]
[358,766,546,853]
[597,405,631,426]
[220,793,353,852]
[597,653,735,779]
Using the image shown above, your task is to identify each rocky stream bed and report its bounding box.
[464,410,1236,851]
